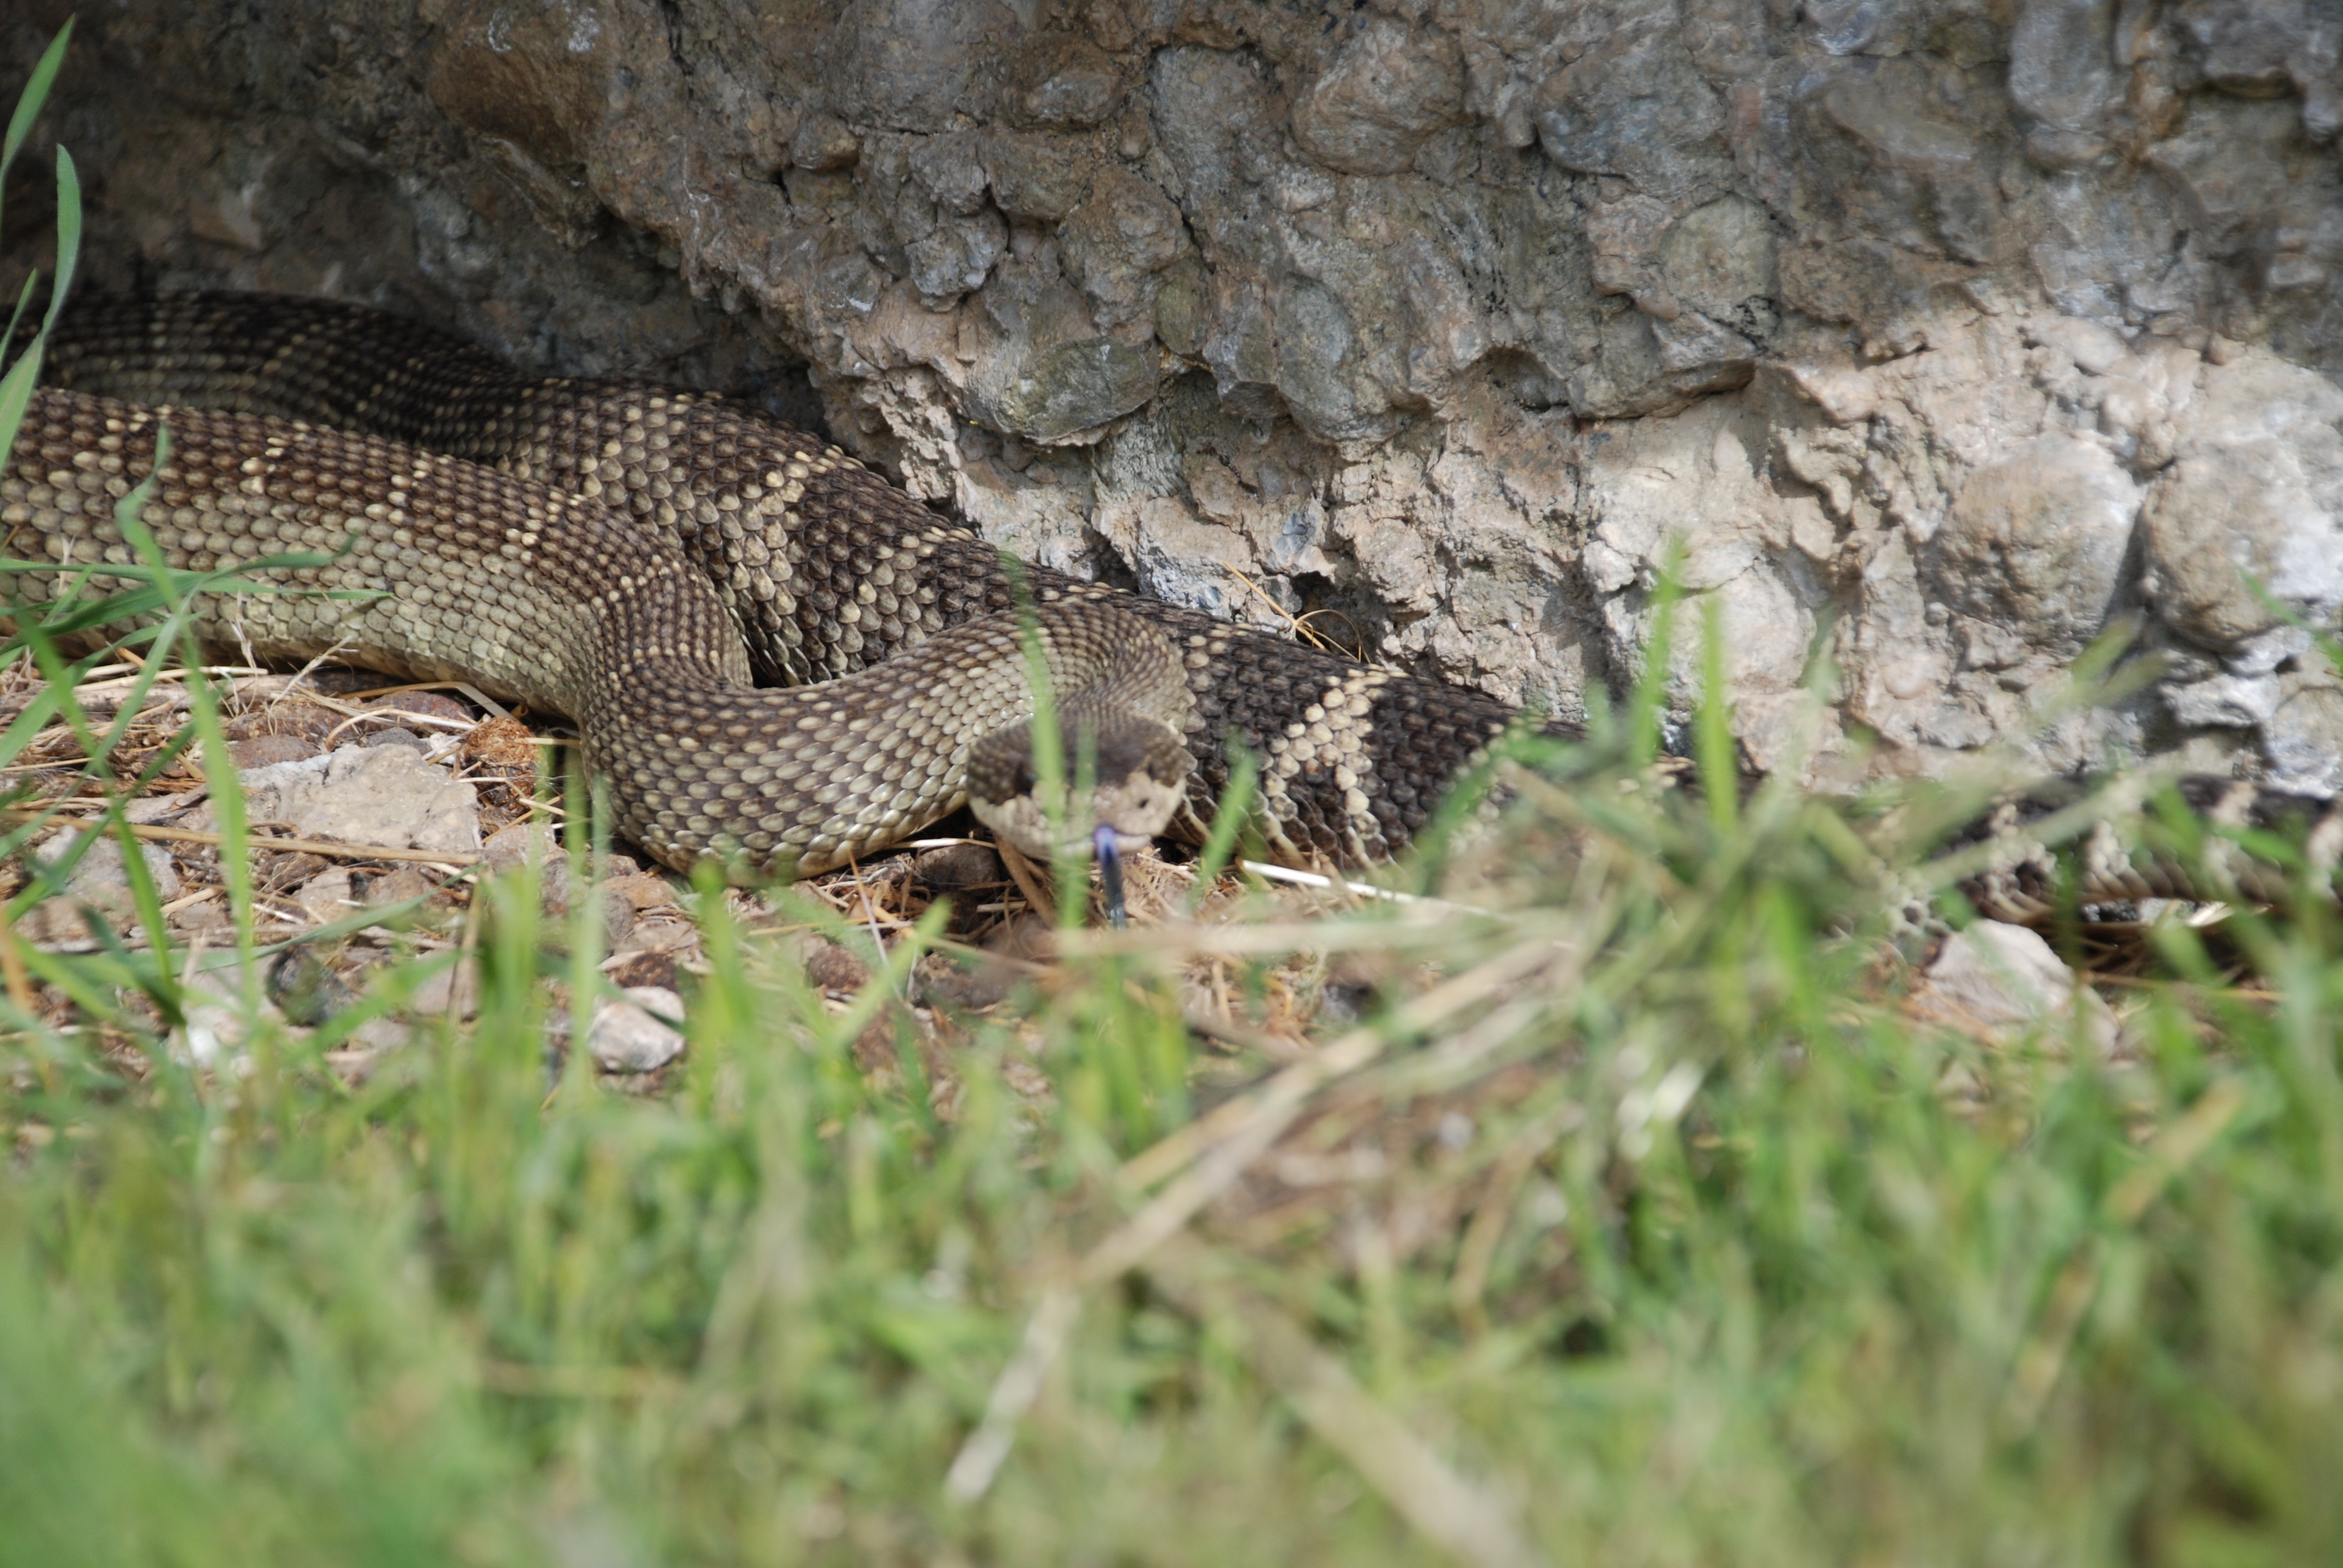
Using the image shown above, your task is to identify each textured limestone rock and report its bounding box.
[243,746,481,857]
[8,0,2343,793]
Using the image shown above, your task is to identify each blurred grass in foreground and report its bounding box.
[7,611,2342,1568]
[5,28,2343,1568]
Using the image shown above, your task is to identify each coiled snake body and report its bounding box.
[7,293,1521,879]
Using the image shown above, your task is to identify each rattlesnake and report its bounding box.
[8,292,1522,880]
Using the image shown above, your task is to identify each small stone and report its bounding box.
[174,982,252,1068]
[267,745,480,856]
[983,912,1057,964]
[354,866,438,909]
[295,867,357,924]
[791,114,860,171]
[480,820,550,872]
[603,873,677,912]
[911,841,1004,889]
[913,951,1014,1011]
[363,691,473,727]
[1906,921,2118,1055]
[604,951,680,992]
[612,907,700,959]
[410,958,482,1019]
[795,933,871,995]
[588,987,687,1073]
[350,1016,416,1056]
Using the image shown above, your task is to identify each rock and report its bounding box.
[911,841,1003,889]
[480,821,551,873]
[982,130,1096,222]
[612,906,700,960]
[791,116,860,173]
[364,691,474,727]
[1926,436,2139,659]
[603,874,680,913]
[355,866,438,910]
[224,697,343,751]
[834,0,1011,134]
[423,0,608,172]
[1007,33,1123,131]
[1533,25,1726,200]
[1289,15,1464,177]
[982,911,1057,964]
[410,958,482,1020]
[2166,672,2284,730]
[588,987,687,1074]
[248,746,480,856]
[1907,921,2120,1056]
[2263,681,2343,795]
[28,0,2343,792]
[2140,351,2343,653]
[19,829,182,942]
[795,933,871,996]
[284,869,346,926]
[604,951,681,993]
[1657,198,1779,324]
[173,971,273,1068]
[1058,168,1190,331]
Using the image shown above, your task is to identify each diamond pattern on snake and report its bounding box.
[10,291,1526,884]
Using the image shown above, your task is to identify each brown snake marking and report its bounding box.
[18,292,2343,909]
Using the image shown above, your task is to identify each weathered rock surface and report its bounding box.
[240,745,482,856]
[588,987,689,1074]
[8,1,2343,788]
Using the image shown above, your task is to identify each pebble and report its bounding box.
[588,987,688,1073]
[1906,921,2120,1056]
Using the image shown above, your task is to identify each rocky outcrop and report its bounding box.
[5,1,2341,785]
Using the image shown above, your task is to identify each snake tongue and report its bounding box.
[1094,823,1127,930]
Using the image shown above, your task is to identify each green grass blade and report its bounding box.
[0,18,71,189]
[39,142,82,333]
[1188,743,1258,904]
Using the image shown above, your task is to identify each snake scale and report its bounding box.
[9,291,2343,915]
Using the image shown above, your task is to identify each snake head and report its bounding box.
[966,710,1194,867]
